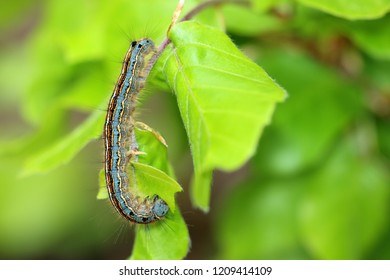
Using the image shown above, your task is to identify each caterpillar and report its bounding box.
[103,39,169,224]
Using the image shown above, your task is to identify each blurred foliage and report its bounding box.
[0,0,389,260]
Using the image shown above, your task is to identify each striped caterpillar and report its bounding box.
[103,39,169,224]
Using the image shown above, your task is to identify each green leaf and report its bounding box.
[216,179,306,259]
[134,122,171,175]
[254,49,362,175]
[297,0,390,20]
[129,162,181,212]
[59,61,111,111]
[0,110,66,159]
[344,15,390,60]
[163,21,286,210]
[24,36,71,125]
[223,4,283,36]
[130,207,189,260]
[22,109,105,176]
[190,170,213,212]
[298,138,390,259]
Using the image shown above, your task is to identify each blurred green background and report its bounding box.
[0,0,390,259]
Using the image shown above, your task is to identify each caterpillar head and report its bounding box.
[152,197,169,219]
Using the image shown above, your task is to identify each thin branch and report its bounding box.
[181,0,249,22]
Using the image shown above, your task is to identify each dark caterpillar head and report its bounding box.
[152,197,169,219]
[131,38,154,51]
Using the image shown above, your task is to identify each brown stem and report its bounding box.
[181,0,249,22]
